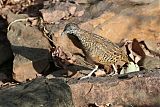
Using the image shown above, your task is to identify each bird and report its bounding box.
[61,23,129,79]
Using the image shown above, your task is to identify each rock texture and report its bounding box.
[69,69,160,107]
[5,12,52,81]
[13,58,50,82]
[0,77,74,107]
[54,0,160,55]
[0,1,159,106]
[6,12,49,65]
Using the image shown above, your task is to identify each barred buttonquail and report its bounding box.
[62,23,129,79]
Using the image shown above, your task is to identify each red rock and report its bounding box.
[13,58,50,82]
[40,9,66,23]
[68,6,76,15]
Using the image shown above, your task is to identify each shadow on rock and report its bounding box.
[0,16,14,82]
[12,45,58,75]
[12,45,49,61]
[0,77,75,107]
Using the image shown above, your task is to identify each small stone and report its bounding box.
[95,69,106,77]
[74,10,84,17]
[13,58,50,82]
[11,0,21,3]
[0,81,3,86]
[74,0,92,4]
[46,74,55,79]
[68,6,77,15]
[129,0,155,4]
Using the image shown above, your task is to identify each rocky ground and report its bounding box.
[0,0,160,107]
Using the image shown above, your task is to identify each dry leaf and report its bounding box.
[125,38,145,63]
[120,62,140,74]
[132,39,145,57]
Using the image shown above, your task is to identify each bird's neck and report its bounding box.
[74,29,87,41]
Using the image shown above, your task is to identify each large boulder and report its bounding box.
[0,77,74,107]
[69,69,160,107]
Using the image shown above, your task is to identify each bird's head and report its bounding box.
[61,23,79,36]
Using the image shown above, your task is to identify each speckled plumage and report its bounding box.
[62,23,129,74]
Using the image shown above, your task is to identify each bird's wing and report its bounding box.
[91,33,129,63]
[91,33,123,54]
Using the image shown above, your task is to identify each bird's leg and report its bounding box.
[112,64,118,74]
[108,64,118,76]
[80,65,98,80]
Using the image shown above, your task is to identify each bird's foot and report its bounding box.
[79,65,98,80]
[108,72,118,76]
[79,75,92,80]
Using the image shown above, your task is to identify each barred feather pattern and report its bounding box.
[62,23,129,71]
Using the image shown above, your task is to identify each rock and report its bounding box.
[10,0,21,4]
[50,0,160,69]
[69,69,160,107]
[13,61,37,82]
[74,10,85,17]
[0,77,74,107]
[13,58,57,82]
[13,58,51,82]
[74,0,88,4]
[73,4,85,17]
[40,9,66,23]
[46,74,55,79]
[0,81,3,86]
[40,2,80,23]
[5,12,55,82]
[88,0,112,18]
[81,0,160,52]
[6,12,49,66]
[53,29,83,56]
[80,11,115,32]
[139,56,160,70]
[68,6,76,15]
[0,16,14,80]
[75,0,102,4]
[129,0,155,4]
